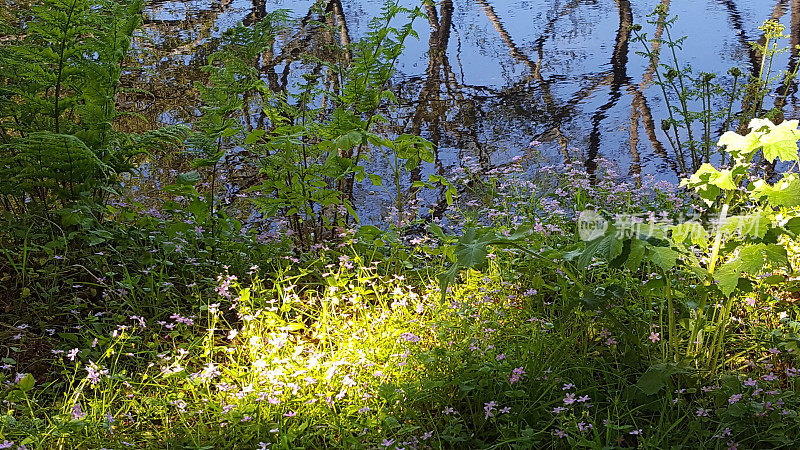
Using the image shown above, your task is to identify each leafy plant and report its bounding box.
[0,0,188,218]
[245,1,429,250]
[572,118,800,371]
[631,6,798,174]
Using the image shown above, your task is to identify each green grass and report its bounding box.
[2,156,800,449]
[3,233,800,449]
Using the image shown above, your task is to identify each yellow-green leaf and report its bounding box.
[751,118,800,163]
[717,130,760,155]
[750,174,800,207]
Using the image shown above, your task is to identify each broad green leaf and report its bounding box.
[713,245,766,296]
[578,228,622,269]
[763,244,789,267]
[752,118,800,163]
[428,223,446,241]
[445,184,455,205]
[355,225,382,241]
[334,130,365,152]
[504,225,533,241]
[685,163,735,189]
[599,230,624,262]
[625,237,646,271]
[738,245,768,274]
[682,164,727,205]
[368,174,383,186]
[580,293,606,310]
[454,228,495,269]
[578,236,604,270]
[709,169,737,190]
[439,228,499,299]
[647,245,679,271]
[785,217,800,235]
[697,185,721,206]
[750,175,800,207]
[18,373,34,392]
[713,262,740,297]
[637,363,681,395]
[720,214,771,239]
[670,222,708,247]
[717,130,760,155]
[438,263,459,300]
[221,126,239,138]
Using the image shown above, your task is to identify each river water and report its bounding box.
[128,0,800,223]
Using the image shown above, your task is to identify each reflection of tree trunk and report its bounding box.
[473,0,537,72]
[628,86,681,176]
[756,0,790,49]
[143,0,235,27]
[476,0,578,162]
[628,91,642,178]
[321,0,349,110]
[716,0,774,78]
[775,0,800,115]
[405,0,454,217]
[410,0,453,138]
[143,0,235,55]
[627,0,680,177]
[246,0,266,25]
[735,0,789,132]
[327,0,353,63]
[586,0,631,176]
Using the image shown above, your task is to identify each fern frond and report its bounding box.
[0,132,111,196]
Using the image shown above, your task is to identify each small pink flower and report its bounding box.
[484,401,497,418]
[509,366,525,384]
[649,332,660,343]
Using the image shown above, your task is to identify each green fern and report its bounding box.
[0,0,188,214]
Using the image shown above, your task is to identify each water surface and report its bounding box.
[129,0,800,221]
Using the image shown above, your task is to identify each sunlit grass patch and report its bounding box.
[2,261,571,448]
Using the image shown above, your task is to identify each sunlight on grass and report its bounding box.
[14,262,567,448]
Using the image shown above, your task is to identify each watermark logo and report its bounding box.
[576,209,765,242]
[577,209,608,241]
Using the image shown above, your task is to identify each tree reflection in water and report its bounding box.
[124,0,800,221]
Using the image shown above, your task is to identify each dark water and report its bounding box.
[129,0,800,221]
